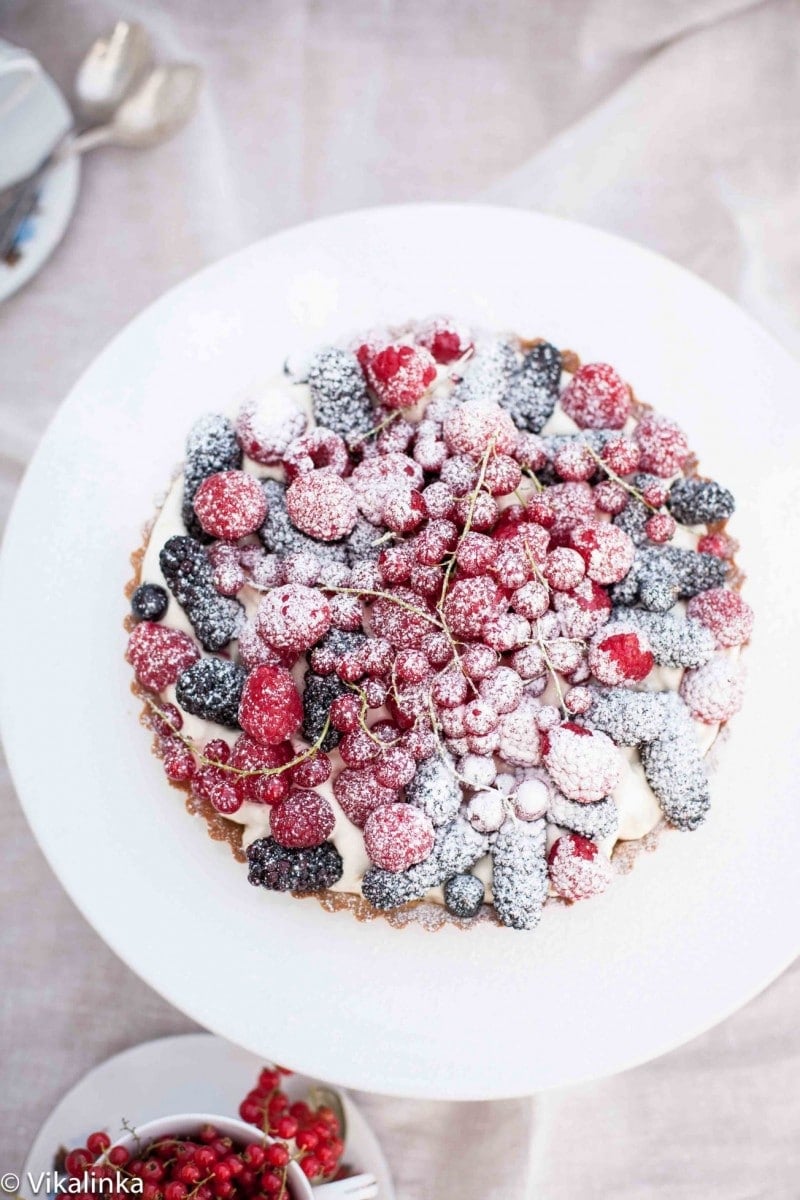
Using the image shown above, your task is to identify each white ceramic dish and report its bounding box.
[1,205,798,1098]
[0,63,79,303]
[21,1034,394,1199]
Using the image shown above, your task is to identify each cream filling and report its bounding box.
[139,371,732,902]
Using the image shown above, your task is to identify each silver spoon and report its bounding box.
[0,62,203,258]
[74,19,152,121]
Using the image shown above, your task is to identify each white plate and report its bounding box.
[21,1033,394,1199]
[1,205,798,1098]
[0,64,79,303]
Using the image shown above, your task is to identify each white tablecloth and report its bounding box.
[2,1,799,1195]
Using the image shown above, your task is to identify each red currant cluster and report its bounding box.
[61,1068,345,1200]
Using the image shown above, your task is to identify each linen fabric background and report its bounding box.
[2,1,799,1196]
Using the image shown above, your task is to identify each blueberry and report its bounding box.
[175,657,247,727]
[443,873,485,919]
[181,414,242,541]
[131,582,168,621]
[247,837,343,892]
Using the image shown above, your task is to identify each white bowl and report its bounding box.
[100,1113,311,1200]
[2,204,799,1098]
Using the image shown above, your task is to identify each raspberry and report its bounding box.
[270,790,335,848]
[686,587,753,648]
[483,453,522,496]
[601,436,640,475]
[238,664,303,746]
[282,427,348,481]
[256,583,331,654]
[442,401,518,458]
[235,392,307,464]
[633,413,690,477]
[553,443,595,482]
[547,833,613,900]
[382,488,426,533]
[543,723,621,802]
[497,695,543,767]
[645,513,676,543]
[126,622,200,691]
[371,586,432,649]
[680,655,746,723]
[543,547,585,591]
[350,452,424,524]
[192,470,268,541]
[359,341,437,409]
[416,316,472,364]
[285,471,358,541]
[561,362,630,430]
[333,765,398,827]
[697,532,737,559]
[182,414,243,541]
[589,626,654,685]
[569,522,635,585]
[443,575,507,639]
[594,481,628,514]
[364,801,435,872]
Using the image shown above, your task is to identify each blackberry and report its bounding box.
[492,822,548,930]
[258,479,348,564]
[641,725,711,831]
[344,517,382,565]
[175,657,247,727]
[443,873,485,919]
[616,608,716,669]
[131,582,168,621]
[159,535,244,651]
[306,348,375,445]
[612,494,650,548]
[361,865,425,911]
[665,546,728,597]
[182,414,242,541]
[302,671,347,751]
[453,338,519,406]
[500,342,562,433]
[548,793,619,841]
[247,836,343,892]
[613,546,727,612]
[588,687,668,745]
[668,477,735,526]
[405,754,462,826]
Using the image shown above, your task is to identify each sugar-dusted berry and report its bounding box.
[561,363,631,430]
[364,802,435,871]
[686,587,753,648]
[285,471,358,541]
[543,722,621,803]
[359,341,437,410]
[126,622,200,692]
[547,833,613,900]
[270,790,336,848]
[239,663,303,746]
[633,412,690,477]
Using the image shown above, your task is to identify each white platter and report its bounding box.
[21,1033,394,1198]
[1,205,798,1098]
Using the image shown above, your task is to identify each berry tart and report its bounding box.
[126,317,751,931]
